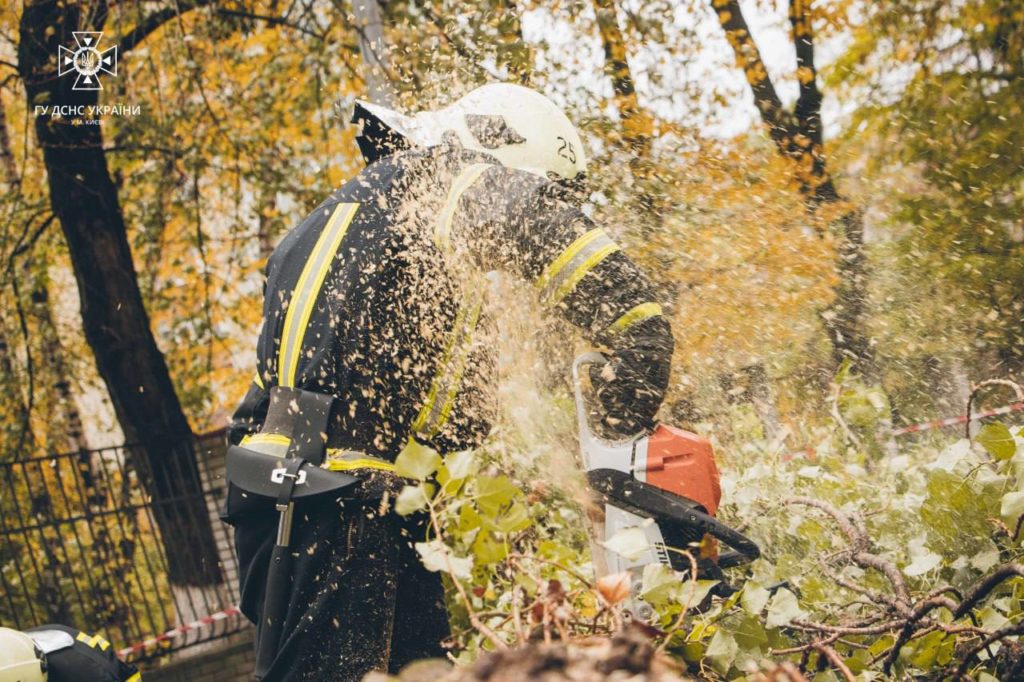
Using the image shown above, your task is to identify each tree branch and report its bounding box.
[118,0,215,54]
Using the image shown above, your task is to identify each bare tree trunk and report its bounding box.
[18,0,221,586]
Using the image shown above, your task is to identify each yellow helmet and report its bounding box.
[0,628,45,682]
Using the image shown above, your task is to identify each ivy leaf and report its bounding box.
[705,629,738,674]
[640,563,678,607]
[395,439,441,481]
[394,483,433,516]
[601,525,651,561]
[741,582,770,615]
[976,423,1016,461]
[765,588,805,628]
[415,540,473,579]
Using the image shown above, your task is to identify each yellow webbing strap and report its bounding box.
[536,228,621,306]
[277,202,359,387]
[434,163,491,255]
[606,302,663,335]
[239,433,397,473]
[413,276,486,439]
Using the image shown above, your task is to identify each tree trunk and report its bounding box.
[708,0,877,382]
[18,0,220,586]
[592,0,651,159]
[350,0,396,106]
[490,0,533,85]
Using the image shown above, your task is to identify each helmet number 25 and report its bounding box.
[556,136,577,165]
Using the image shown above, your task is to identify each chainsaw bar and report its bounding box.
[588,469,760,571]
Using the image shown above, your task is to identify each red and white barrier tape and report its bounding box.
[781,401,1024,461]
[116,605,243,659]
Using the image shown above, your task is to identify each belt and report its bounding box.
[239,432,397,474]
[246,385,398,475]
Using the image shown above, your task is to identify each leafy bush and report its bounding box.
[393,403,1024,679]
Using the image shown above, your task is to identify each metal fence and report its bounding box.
[0,431,246,662]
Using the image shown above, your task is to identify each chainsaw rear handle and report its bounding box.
[588,469,760,568]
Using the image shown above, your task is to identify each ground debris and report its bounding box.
[367,625,693,682]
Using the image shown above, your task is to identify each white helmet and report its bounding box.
[0,628,45,682]
[354,83,587,182]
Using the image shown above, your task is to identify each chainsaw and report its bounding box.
[572,353,760,613]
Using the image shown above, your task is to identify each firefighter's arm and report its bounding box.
[455,167,674,434]
[228,375,269,446]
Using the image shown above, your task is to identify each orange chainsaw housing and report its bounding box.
[640,425,722,516]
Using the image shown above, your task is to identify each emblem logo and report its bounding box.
[58,32,117,91]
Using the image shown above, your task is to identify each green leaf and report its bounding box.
[601,526,651,561]
[1000,490,1024,526]
[472,531,508,565]
[705,629,737,674]
[731,613,769,651]
[765,588,805,628]
[444,449,477,481]
[394,483,433,516]
[640,563,679,608]
[977,423,1017,461]
[415,540,473,579]
[395,439,441,481]
[741,582,770,615]
[493,501,531,534]
[474,475,518,516]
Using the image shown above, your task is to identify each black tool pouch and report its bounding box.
[221,387,360,524]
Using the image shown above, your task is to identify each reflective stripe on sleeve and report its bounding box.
[277,202,358,387]
[536,228,621,305]
[434,163,491,255]
[606,302,663,335]
[413,278,486,439]
[126,673,142,682]
[253,372,264,389]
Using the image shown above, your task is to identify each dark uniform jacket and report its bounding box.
[229,142,673,461]
[26,624,140,682]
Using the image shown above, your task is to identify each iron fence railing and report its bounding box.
[0,430,246,662]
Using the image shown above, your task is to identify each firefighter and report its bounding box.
[225,83,674,681]
[0,625,141,682]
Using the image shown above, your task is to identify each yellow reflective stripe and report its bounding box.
[412,301,470,435]
[323,457,396,473]
[76,632,108,649]
[434,164,491,254]
[536,229,621,305]
[413,280,485,438]
[253,372,264,389]
[606,302,663,335]
[126,674,142,682]
[241,434,396,472]
[277,202,358,387]
[551,242,619,304]
[432,293,484,432]
[536,228,604,292]
[241,433,291,448]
